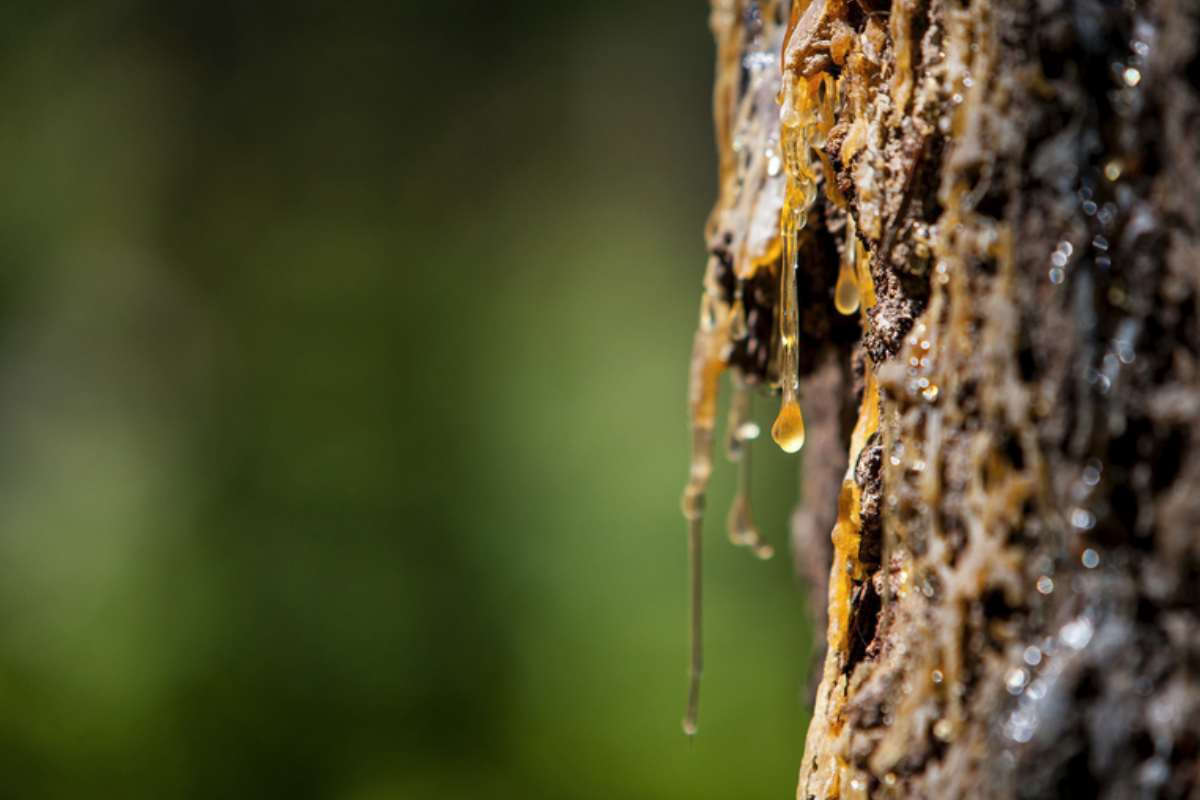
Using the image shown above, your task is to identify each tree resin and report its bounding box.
[771,71,820,454]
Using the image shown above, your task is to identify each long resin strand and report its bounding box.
[771,74,817,454]
[680,292,726,736]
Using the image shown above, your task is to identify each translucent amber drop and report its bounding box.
[834,259,861,315]
[771,398,806,453]
[835,217,861,315]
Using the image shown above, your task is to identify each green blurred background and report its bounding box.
[0,2,813,797]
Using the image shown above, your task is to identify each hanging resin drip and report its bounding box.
[680,0,789,737]
[771,72,818,454]
[835,215,862,315]
[680,288,728,737]
[725,376,773,559]
[771,231,806,453]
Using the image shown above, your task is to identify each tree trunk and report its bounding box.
[694,1,1200,797]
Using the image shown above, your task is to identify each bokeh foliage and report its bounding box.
[0,2,812,796]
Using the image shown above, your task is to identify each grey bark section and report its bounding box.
[793,356,848,644]
[1001,1,1200,796]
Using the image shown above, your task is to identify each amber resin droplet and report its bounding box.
[834,217,861,315]
[771,397,806,453]
[834,260,861,315]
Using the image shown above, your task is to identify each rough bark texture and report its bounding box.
[798,1,1200,797]
[703,1,1200,797]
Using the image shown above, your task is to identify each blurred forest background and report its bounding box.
[0,2,813,797]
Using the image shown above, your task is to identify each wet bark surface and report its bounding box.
[700,1,1200,797]
[793,1,1200,797]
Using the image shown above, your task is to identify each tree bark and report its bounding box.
[701,1,1200,797]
